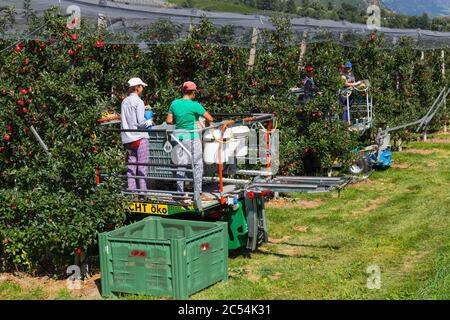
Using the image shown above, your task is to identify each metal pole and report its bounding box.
[297,30,308,72]
[248,27,258,70]
[30,125,50,155]
[442,50,447,133]
[347,94,351,125]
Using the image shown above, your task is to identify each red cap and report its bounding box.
[183,81,198,92]
[306,66,314,72]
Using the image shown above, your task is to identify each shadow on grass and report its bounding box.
[229,247,320,260]
[267,241,340,250]
[254,249,320,260]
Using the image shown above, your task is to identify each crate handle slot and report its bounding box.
[163,141,173,153]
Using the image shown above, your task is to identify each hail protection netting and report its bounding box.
[1,0,450,50]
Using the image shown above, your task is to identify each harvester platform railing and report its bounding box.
[98,113,276,210]
[343,86,374,136]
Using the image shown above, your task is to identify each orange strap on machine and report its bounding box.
[218,121,236,205]
[266,121,272,175]
[243,116,256,123]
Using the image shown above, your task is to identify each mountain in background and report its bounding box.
[383,0,450,17]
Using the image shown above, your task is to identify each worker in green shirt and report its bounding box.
[166,81,214,201]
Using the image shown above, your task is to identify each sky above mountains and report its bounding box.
[383,0,450,17]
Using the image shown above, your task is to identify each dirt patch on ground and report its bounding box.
[0,272,102,300]
[242,265,260,282]
[436,152,450,159]
[391,162,412,169]
[426,134,450,143]
[427,138,450,143]
[352,197,389,216]
[425,160,438,168]
[292,226,309,232]
[266,198,324,209]
[279,246,301,256]
[266,237,302,257]
[268,272,283,281]
[269,236,292,244]
[402,148,442,155]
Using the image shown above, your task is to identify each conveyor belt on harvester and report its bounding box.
[249,176,351,193]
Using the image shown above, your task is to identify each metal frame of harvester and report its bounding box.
[340,84,374,136]
[96,113,350,251]
[350,86,450,174]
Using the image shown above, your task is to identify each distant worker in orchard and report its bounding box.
[339,61,361,122]
[121,77,153,191]
[166,81,214,201]
[302,65,318,103]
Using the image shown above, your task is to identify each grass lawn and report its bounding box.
[168,0,260,14]
[1,134,449,300]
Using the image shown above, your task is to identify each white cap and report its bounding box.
[128,77,147,87]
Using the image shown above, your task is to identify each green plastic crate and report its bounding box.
[98,216,228,299]
[148,130,173,178]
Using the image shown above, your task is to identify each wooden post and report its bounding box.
[442,50,447,133]
[248,27,258,70]
[423,50,428,142]
[97,13,107,29]
[423,50,427,142]
[297,30,308,72]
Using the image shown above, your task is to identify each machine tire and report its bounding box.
[349,157,368,175]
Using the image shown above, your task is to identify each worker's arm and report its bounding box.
[341,76,354,87]
[166,112,173,124]
[342,76,361,87]
[136,100,151,128]
[202,111,214,125]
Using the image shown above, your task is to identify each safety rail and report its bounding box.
[96,113,276,210]
[342,86,373,135]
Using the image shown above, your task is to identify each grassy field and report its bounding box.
[1,134,449,300]
[167,0,368,15]
[168,0,260,14]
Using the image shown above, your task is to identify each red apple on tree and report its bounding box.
[4,134,11,141]
[21,89,28,95]
[17,100,24,106]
